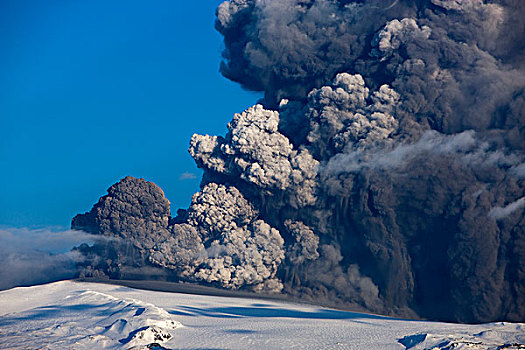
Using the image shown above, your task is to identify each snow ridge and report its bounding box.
[0,286,182,349]
[399,324,525,350]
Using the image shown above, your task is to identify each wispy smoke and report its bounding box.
[71,0,525,323]
[323,130,524,176]
[488,197,525,220]
[0,227,96,290]
[179,172,198,180]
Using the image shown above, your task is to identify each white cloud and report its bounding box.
[0,227,98,290]
[179,172,198,180]
[488,197,525,220]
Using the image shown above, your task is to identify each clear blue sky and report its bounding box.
[0,0,261,228]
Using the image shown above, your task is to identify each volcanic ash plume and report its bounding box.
[73,0,525,323]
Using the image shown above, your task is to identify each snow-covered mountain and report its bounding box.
[0,281,523,349]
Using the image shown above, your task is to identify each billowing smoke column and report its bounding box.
[73,0,525,323]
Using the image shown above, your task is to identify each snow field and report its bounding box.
[0,281,523,349]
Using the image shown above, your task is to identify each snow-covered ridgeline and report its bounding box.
[0,281,523,349]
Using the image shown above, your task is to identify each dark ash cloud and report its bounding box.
[71,0,525,323]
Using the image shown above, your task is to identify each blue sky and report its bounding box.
[0,0,261,228]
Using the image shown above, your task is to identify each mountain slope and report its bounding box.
[0,281,523,349]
